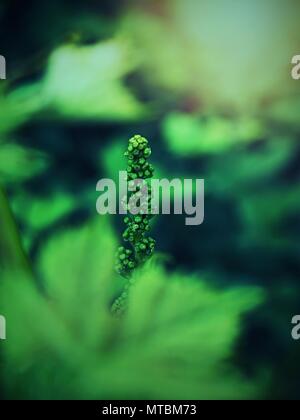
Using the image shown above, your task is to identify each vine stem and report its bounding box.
[0,185,32,274]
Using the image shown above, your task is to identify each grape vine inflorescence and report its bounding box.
[115,135,156,279]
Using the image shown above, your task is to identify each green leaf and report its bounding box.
[0,84,44,135]
[11,191,76,230]
[0,40,146,137]
[163,112,265,155]
[42,41,145,121]
[112,264,264,399]
[37,217,118,346]
[0,218,265,400]
[0,187,30,272]
[0,144,49,184]
[208,136,296,192]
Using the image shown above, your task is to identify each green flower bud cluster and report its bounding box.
[115,135,156,278]
[125,135,154,181]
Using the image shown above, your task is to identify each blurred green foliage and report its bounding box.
[0,144,49,184]
[0,218,265,400]
[42,41,145,121]
[163,113,265,155]
[0,0,300,400]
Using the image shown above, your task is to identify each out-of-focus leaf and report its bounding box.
[163,112,265,155]
[110,264,265,400]
[42,41,145,121]
[10,188,97,254]
[0,218,265,399]
[208,137,296,192]
[37,217,118,347]
[0,144,50,183]
[0,40,146,136]
[0,187,30,272]
[11,192,75,230]
[0,84,45,135]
